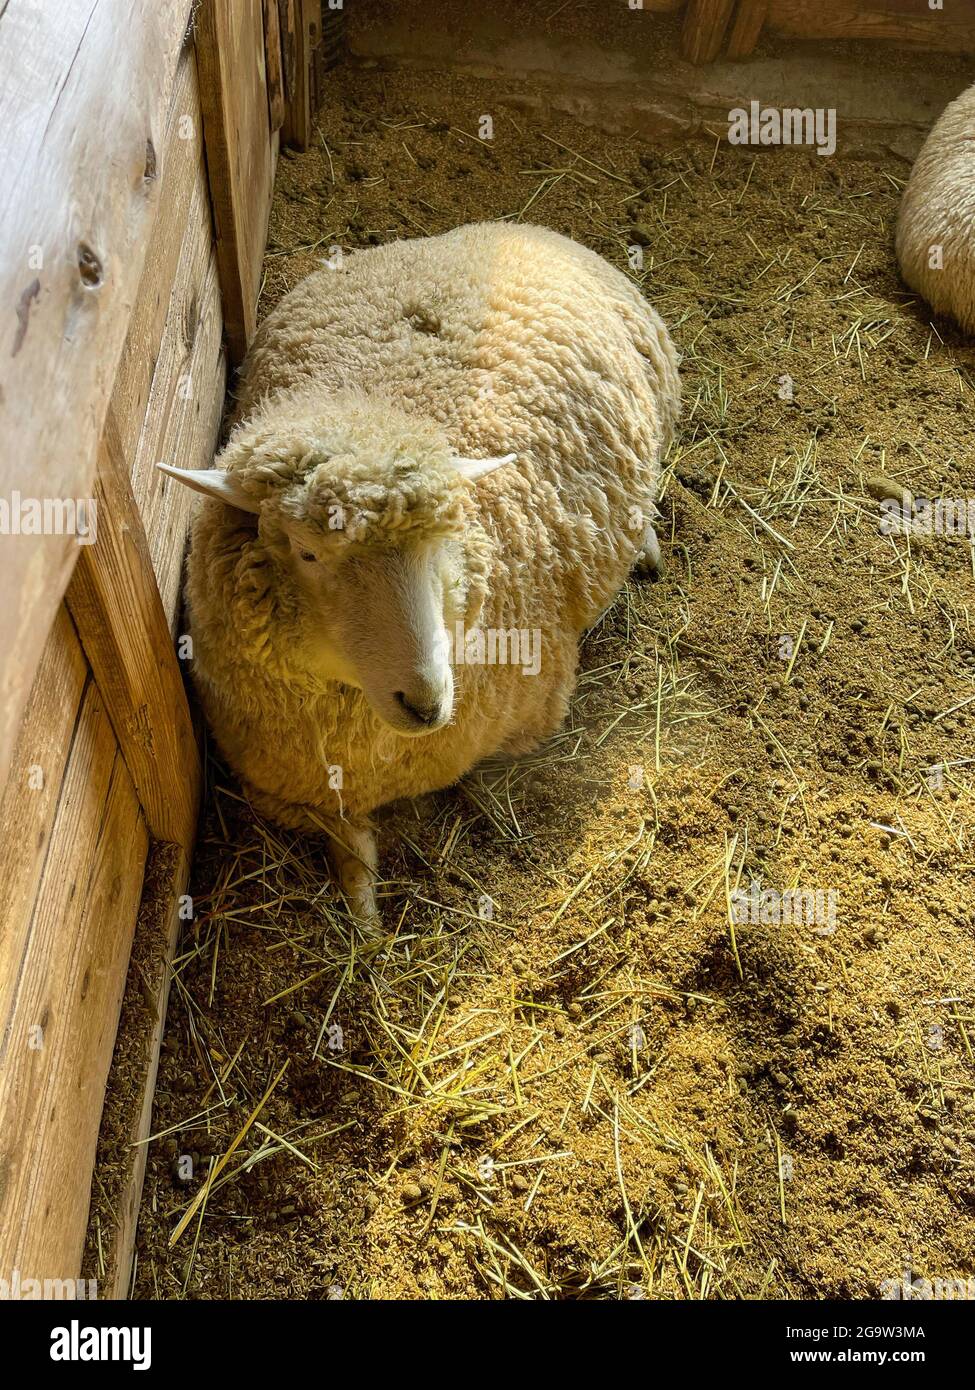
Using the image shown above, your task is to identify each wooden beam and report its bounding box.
[65,410,200,852]
[767,0,975,50]
[0,683,148,1283]
[0,0,193,802]
[264,0,287,132]
[281,0,322,150]
[85,841,190,1297]
[0,611,88,1058]
[111,48,210,489]
[277,0,298,113]
[681,0,737,63]
[139,265,227,629]
[195,0,274,364]
[727,0,770,58]
[105,46,227,630]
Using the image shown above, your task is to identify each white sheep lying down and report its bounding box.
[165,222,680,922]
[896,82,975,333]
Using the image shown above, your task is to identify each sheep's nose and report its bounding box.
[394,691,442,726]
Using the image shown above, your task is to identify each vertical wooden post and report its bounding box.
[726,0,769,59]
[681,0,736,63]
[195,0,275,363]
[264,0,286,132]
[281,0,321,150]
[277,0,297,111]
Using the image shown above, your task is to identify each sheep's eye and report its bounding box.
[298,549,316,563]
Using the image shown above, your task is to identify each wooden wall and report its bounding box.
[682,0,975,61]
[115,49,228,628]
[0,0,190,798]
[0,615,149,1285]
[0,0,294,1296]
[764,0,975,50]
[0,33,215,1291]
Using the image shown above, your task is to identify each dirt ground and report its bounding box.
[118,55,975,1299]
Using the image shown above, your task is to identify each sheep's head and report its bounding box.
[165,396,513,736]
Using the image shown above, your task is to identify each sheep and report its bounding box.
[896,82,975,333]
[162,221,680,923]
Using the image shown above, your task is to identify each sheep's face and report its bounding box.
[163,408,512,736]
[282,526,464,736]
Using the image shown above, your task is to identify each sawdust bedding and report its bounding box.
[118,63,975,1299]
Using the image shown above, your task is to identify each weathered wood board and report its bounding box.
[112,49,213,499]
[66,417,201,854]
[0,611,88,1054]
[0,0,192,796]
[765,0,975,50]
[265,0,288,132]
[86,841,190,1298]
[196,0,275,362]
[683,0,737,62]
[0,0,281,1302]
[107,48,226,630]
[727,0,770,58]
[0,659,148,1282]
[281,0,322,150]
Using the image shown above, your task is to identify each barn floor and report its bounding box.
[104,56,975,1299]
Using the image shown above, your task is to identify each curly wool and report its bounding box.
[896,82,975,333]
[186,222,681,830]
[221,390,473,546]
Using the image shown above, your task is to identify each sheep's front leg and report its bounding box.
[633,521,664,578]
[325,821,379,928]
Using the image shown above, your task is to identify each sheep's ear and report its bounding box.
[156,463,262,514]
[453,453,517,481]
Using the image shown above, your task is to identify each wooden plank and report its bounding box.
[278,0,298,111]
[111,48,211,479]
[65,413,201,852]
[84,841,190,1297]
[309,3,324,79]
[102,41,226,628]
[767,0,975,49]
[281,0,322,150]
[121,164,226,627]
[0,684,148,1282]
[264,0,287,131]
[0,610,88,1048]
[140,263,227,629]
[195,0,275,363]
[727,0,770,57]
[682,0,737,62]
[0,0,192,798]
[125,183,215,518]
[314,14,327,108]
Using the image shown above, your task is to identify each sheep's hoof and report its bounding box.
[634,526,664,579]
[350,906,384,943]
[339,865,381,935]
[325,821,380,933]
